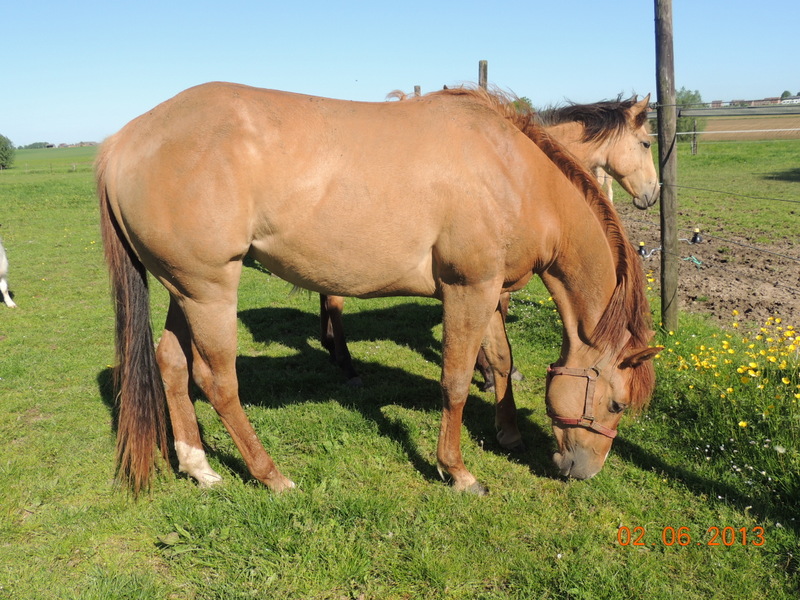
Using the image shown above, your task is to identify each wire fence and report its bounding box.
[618,131,799,325]
[648,103,800,144]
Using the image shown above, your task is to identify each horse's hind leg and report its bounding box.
[156,298,222,487]
[319,294,361,385]
[181,289,294,492]
[499,292,524,383]
[481,305,523,452]
[474,292,522,392]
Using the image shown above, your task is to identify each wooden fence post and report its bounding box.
[479,60,488,89]
[655,0,679,331]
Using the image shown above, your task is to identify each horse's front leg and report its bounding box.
[437,282,500,495]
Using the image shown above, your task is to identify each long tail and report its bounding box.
[96,145,168,495]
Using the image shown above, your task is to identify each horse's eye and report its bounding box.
[642,141,651,149]
[609,400,628,414]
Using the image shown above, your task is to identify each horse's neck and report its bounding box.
[539,207,617,359]
[545,122,608,173]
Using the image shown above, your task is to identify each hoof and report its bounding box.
[196,472,223,489]
[269,477,297,493]
[480,382,495,393]
[450,475,489,496]
[463,481,489,496]
[345,376,363,388]
[497,430,525,453]
[505,440,526,454]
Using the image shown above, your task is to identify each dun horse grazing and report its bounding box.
[321,94,659,387]
[97,82,659,495]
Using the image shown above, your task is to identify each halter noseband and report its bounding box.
[546,364,618,439]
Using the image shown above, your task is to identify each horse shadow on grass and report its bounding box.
[235,303,556,484]
[762,167,800,183]
[95,303,798,534]
[97,301,556,491]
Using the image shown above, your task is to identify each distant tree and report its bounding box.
[0,134,15,169]
[781,90,792,99]
[20,142,51,150]
[513,96,534,114]
[675,87,705,142]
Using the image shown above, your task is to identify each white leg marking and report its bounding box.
[175,441,223,487]
[0,278,16,308]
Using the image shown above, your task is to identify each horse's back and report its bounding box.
[99,83,559,298]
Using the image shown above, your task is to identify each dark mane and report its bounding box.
[427,87,655,407]
[537,96,648,144]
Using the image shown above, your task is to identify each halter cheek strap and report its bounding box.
[546,364,618,439]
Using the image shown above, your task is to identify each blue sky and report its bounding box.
[4,1,798,146]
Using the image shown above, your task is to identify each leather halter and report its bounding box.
[546,364,618,439]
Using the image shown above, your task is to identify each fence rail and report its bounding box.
[648,104,800,119]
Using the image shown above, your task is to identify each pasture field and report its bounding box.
[615,138,799,327]
[0,146,798,599]
[700,115,800,141]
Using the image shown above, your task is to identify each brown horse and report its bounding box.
[97,83,659,495]
[320,95,658,387]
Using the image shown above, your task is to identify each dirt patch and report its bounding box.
[616,203,800,329]
[700,115,800,141]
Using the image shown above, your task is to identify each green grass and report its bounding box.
[652,315,799,507]
[6,146,97,175]
[0,146,798,599]
[623,139,800,241]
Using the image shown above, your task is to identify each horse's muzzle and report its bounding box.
[633,183,660,210]
[553,447,606,480]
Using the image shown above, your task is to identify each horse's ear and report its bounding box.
[629,95,651,128]
[631,94,651,115]
[619,346,662,369]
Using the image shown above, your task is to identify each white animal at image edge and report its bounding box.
[0,238,17,308]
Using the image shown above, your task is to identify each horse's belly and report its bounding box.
[248,235,438,299]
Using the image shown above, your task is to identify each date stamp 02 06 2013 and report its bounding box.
[617,525,766,547]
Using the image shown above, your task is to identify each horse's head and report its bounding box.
[545,342,660,479]
[603,95,659,209]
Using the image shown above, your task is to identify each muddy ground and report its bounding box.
[615,203,800,329]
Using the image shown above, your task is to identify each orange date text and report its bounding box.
[617,525,765,547]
